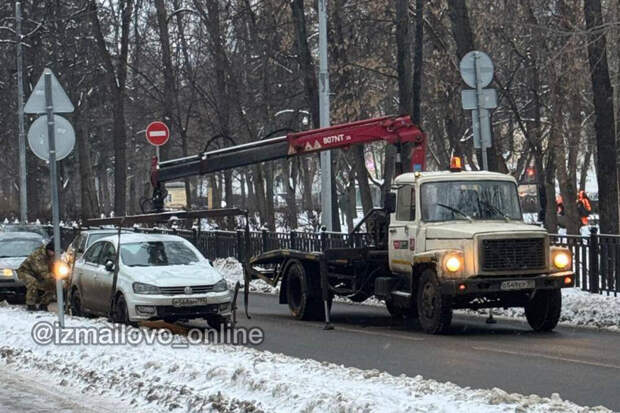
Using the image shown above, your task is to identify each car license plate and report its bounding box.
[171,297,208,307]
[500,280,535,290]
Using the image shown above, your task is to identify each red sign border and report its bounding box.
[145,121,170,147]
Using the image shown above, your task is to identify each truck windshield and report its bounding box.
[421,180,522,222]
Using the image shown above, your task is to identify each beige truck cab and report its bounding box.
[385,169,574,334]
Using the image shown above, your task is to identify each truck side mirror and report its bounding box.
[385,192,396,213]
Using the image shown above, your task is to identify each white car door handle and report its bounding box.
[389,228,397,233]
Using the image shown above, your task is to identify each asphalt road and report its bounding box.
[233,293,620,410]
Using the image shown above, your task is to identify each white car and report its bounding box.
[70,233,232,328]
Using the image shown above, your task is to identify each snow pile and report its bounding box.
[0,306,610,412]
[470,289,620,331]
[214,257,279,294]
[215,258,620,331]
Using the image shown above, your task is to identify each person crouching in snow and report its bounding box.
[17,239,57,311]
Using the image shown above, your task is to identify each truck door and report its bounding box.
[389,184,417,274]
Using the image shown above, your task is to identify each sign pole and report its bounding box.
[318,0,332,231]
[45,72,64,328]
[16,2,27,222]
[474,52,489,171]
[459,50,496,171]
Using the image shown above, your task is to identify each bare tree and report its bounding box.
[89,0,133,216]
[584,0,619,234]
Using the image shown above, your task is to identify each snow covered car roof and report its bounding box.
[81,229,130,234]
[95,233,192,245]
[0,231,46,241]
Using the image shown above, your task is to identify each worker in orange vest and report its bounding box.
[576,190,592,226]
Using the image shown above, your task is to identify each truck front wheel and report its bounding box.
[285,261,324,321]
[525,289,562,332]
[416,269,452,334]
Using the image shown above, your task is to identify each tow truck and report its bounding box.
[146,115,574,334]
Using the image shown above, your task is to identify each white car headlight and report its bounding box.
[132,282,161,295]
[213,279,228,292]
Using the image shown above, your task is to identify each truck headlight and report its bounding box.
[1,268,15,278]
[133,282,161,295]
[553,251,571,270]
[443,252,464,273]
[212,279,228,292]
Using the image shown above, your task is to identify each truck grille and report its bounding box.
[481,238,546,272]
[159,285,214,295]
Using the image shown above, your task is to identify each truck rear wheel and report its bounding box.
[525,289,562,332]
[286,261,324,321]
[416,269,452,334]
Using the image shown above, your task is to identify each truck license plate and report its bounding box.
[171,297,208,307]
[500,280,535,290]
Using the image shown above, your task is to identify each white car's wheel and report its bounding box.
[113,294,133,325]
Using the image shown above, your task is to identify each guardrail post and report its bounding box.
[236,230,244,262]
[290,231,297,250]
[261,228,268,253]
[320,227,327,251]
[589,227,599,293]
[192,227,198,246]
[215,231,222,259]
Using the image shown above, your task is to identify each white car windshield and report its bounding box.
[421,180,522,222]
[121,241,199,267]
[0,239,42,258]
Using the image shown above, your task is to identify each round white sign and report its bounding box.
[27,115,76,161]
[459,51,494,88]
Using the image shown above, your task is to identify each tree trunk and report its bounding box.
[584,0,619,233]
[89,0,133,216]
[394,0,412,117]
[352,145,373,215]
[265,164,276,231]
[75,108,99,220]
[290,0,320,128]
[394,0,414,170]
[154,0,176,163]
[411,0,424,126]
[282,159,299,229]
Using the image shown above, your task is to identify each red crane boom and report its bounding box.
[150,115,425,211]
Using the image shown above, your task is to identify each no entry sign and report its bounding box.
[145,121,170,146]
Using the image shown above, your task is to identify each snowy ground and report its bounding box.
[0,304,610,412]
[214,258,620,331]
